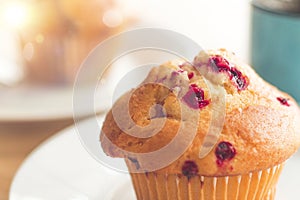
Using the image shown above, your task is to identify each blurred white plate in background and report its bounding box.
[9,116,300,200]
[0,85,109,122]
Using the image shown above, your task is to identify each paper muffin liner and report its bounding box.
[127,161,284,200]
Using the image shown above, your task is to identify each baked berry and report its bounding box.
[182,84,210,109]
[210,55,249,91]
[277,97,290,106]
[188,72,194,79]
[215,141,236,167]
[182,160,198,179]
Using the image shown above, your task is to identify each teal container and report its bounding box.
[251,0,300,102]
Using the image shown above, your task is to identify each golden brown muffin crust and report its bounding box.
[100,49,300,176]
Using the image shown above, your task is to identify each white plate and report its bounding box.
[0,85,73,121]
[10,116,300,200]
[10,116,135,200]
[0,85,110,122]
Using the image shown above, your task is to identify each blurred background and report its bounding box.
[1,0,300,199]
[0,0,253,123]
[0,0,250,86]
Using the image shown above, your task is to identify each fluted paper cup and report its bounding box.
[127,161,284,200]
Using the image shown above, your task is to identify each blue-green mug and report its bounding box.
[251,0,300,102]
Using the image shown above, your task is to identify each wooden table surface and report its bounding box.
[0,119,74,200]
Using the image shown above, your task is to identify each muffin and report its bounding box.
[100,49,300,200]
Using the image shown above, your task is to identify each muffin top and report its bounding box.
[100,49,300,176]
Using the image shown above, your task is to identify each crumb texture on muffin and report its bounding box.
[100,49,300,176]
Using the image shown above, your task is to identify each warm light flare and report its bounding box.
[2,2,30,29]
